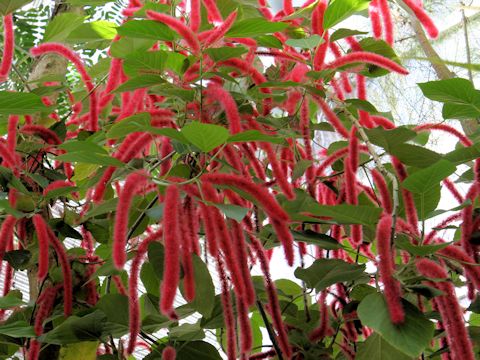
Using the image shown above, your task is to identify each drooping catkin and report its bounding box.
[113,171,149,269]
[416,258,474,360]
[30,43,98,131]
[32,215,50,281]
[160,185,181,319]
[217,256,237,360]
[325,52,409,75]
[371,169,393,214]
[46,228,72,316]
[161,346,177,360]
[127,229,163,355]
[402,0,439,39]
[0,15,14,81]
[376,214,405,324]
[146,11,200,54]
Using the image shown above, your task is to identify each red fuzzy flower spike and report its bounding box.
[204,84,242,134]
[202,173,294,265]
[127,229,163,355]
[30,43,99,131]
[147,11,200,54]
[202,0,223,23]
[416,258,474,360]
[113,171,149,269]
[0,15,14,81]
[7,115,18,153]
[0,216,16,263]
[402,0,439,39]
[376,214,405,324]
[326,52,409,75]
[313,96,349,138]
[369,0,383,39]
[162,346,177,360]
[204,11,237,47]
[371,169,392,214]
[378,0,394,45]
[32,215,50,281]
[217,256,237,360]
[190,0,201,32]
[160,185,181,320]
[46,228,73,316]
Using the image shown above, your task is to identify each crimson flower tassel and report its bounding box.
[180,199,195,302]
[371,169,393,214]
[378,0,394,45]
[204,84,242,134]
[46,228,72,316]
[127,229,163,355]
[250,236,292,358]
[402,0,439,38]
[312,96,349,138]
[190,0,201,32]
[7,115,18,153]
[416,258,474,360]
[204,11,237,47]
[160,185,181,319]
[113,171,149,269]
[369,0,383,39]
[162,346,177,360]
[32,215,50,281]
[0,216,16,263]
[325,51,409,75]
[376,214,405,324]
[438,245,480,291]
[0,15,14,81]
[146,11,200,54]
[202,0,223,23]
[202,173,295,266]
[30,43,99,131]
[217,256,237,360]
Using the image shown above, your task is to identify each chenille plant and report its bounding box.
[0,0,479,359]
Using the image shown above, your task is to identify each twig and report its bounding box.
[256,300,284,360]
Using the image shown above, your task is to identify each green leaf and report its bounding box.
[323,0,370,29]
[291,230,342,250]
[292,159,313,181]
[39,310,108,345]
[66,21,117,44]
[330,28,368,42]
[116,20,176,41]
[285,35,323,49]
[0,0,31,15]
[294,258,366,291]
[96,294,129,327]
[0,290,25,309]
[106,113,151,139]
[256,35,283,48]
[110,37,155,59]
[418,78,480,119]
[155,341,221,360]
[444,144,480,165]
[169,323,205,341]
[357,333,412,360]
[55,152,124,167]
[363,126,417,153]
[389,144,442,168]
[402,160,456,194]
[58,140,108,155]
[122,50,169,76]
[395,237,451,256]
[357,293,434,357]
[181,122,229,152]
[304,204,382,225]
[227,130,286,145]
[184,255,215,318]
[43,13,85,42]
[212,203,249,222]
[226,18,289,38]
[58,342,99,360]
[0,92,48,115]
[148,242,165,281]
[205,47,248,62]
[0,321,35,338]
[68,0,110,4]
[4,250,31,270]
[113,75,165,93]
